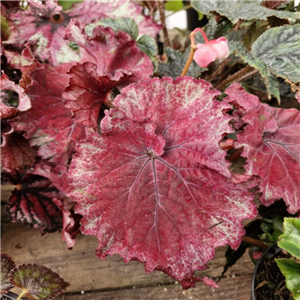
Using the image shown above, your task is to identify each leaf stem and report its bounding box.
[180,45,197,77]
[242,236,269,249]
[17,289,28,300]
[216,65,255,90]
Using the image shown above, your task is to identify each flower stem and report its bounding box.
[191,27,209,44]
[180,45,197,77]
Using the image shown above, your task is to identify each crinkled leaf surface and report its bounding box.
[225,83,300,214]
[1,133,37,174]
[251,25,300,83]
[12,63,85,167]
[68,77,257,288]
[63,62,127,130]
[229,41,280,102]
[191,0,295,24]
[278,218,300,260]
[275,259,300,300]
[65,21,153,85]
[1,254,16,294]
[158,47,205,78]
[10,264,70,300]
[6,174,63,234]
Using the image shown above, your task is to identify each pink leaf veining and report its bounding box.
[68,77,257,288]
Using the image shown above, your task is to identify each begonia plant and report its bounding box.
[1,0,300,294]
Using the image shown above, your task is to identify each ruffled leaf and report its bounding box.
[225,83,300,214]
[64,20,153,85]
[68,77,257,288]
[10,264,69,300]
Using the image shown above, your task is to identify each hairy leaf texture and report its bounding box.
[68,77,257,288]
[225,83,300,214]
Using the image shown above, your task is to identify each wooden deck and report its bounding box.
[1,198,254,300]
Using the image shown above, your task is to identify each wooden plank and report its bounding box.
[2,221,254,294]
[58,276,252,300]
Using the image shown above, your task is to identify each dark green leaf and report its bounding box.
[276,258,300,300]
[137,35,158,72]
[86,17,139,40]
[191,0,295,24]
[10,264,70,300]
[1,254,16,294]
[158,47,206,78]
[230,40,280,102]
[251,25,300,83]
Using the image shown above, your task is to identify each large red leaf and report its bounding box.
[225,83,300,214]
[68,77,257,288]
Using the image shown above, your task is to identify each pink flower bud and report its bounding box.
[194,37,229,68]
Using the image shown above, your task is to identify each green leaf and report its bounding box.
[58,1,82,10]
[1,254,16,294]
[191,0,296,24]
[86,17,139,40]
[158,47,206,78]
[278,218,300,260]
[10,264,70,300]
[137,35,158,72]
[276,258,300,300]
[229,41,280,102]
[251,24,300,83]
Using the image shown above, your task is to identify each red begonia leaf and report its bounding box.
[6,173,63,234]
[64,20,153,85]
[225,83,300,214]
[10,264,69,300]
[1,254,16,294]
[68,77,257,288]
[63,62,128,130]
[11,63,85,167]
[68,0,161,38]
[1,132,37,174]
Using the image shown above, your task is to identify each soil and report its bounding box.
[253,250,293,300]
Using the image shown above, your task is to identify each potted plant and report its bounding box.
[1,254,69,300]
[251,217,300,300]
[1,0,300,296]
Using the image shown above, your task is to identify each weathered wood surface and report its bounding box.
[2,206,254,300]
